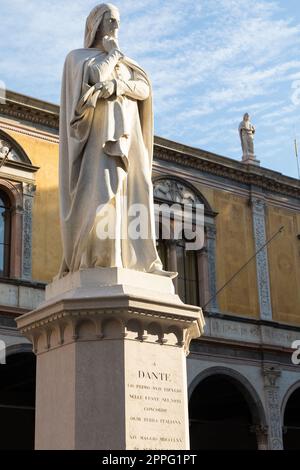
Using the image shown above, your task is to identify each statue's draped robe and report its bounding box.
[239,120,255,157]
[58,47,163,276]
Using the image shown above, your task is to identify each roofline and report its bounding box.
[154,136,300,191]
[5,89,59,114]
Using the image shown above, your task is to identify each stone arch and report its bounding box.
[0,345,36,449]
[189,366,267,426]
[146,321,163,343]
[281,380,300,449]
[126,318,143,340]
[5,342,33,357]
[0,178,24,278]
[153,175,218,311]
[281,380,300,425]
[153,175,216,216]
[102,317,124,339]
[76,318,97,340]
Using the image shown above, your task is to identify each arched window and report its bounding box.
[189,372,266,449]
[283,387,300,449]
[0,131,32,164]
[156,234,199,305]
[0,130,36,280]
[0,350,36,449]
[154,177,218,308]
[176,239,199,305]
[0,190,11,277]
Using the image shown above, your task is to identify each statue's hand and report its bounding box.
[101,80,116,99]
[102,36,121,54]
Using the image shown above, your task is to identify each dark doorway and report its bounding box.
[283,387,300,449]
[0,351,36,449]
[189,374,258,449]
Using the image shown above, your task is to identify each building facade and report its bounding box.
[0,90,299,450]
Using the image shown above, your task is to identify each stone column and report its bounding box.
[167,240,178,292]
[197,247,210,308]
[262,366,283,450]
[10,201,23,278]
[17,267,205,450]
[251,197,272,321]
[205,225,218,311]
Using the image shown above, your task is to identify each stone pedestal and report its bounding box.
[242,155,260,166]
[16,268,205,450]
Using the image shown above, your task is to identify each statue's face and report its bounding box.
[244,113,249,121]
[98,9,120,39]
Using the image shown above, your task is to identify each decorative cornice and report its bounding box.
[0,103,59,129]
[154,144,300,200]
[0,120,59,144]
[17,300,204,357]
[0,90,59,130]
[0,158,39,174]
[0,304,29,318]
[0,276,46,290]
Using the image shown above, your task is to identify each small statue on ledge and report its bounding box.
[238,113,258,163]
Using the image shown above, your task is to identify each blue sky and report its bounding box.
[1,0,300,178]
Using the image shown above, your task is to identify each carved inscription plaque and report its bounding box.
[125,343,188,450]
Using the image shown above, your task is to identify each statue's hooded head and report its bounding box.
[84,3,120,48]
[243,113,250,121]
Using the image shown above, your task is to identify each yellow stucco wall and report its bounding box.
[191,182,215,210]
[213,190,260,318]
[5,130,62,283]
[266,205,300,326]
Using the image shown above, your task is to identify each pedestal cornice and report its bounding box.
[17,268,205,357]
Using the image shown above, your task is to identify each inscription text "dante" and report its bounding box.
[138,371,171,381]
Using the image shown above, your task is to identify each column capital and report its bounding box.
[250,424,269,450]
[23,182,37,197]
[250,196,266,214]
[250,424,268,435]
[197,246,208,255]
[262,366,281,387]
[205,225,216,239]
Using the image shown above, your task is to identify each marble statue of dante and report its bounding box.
[238,113,255,159]
[58,3,176,278]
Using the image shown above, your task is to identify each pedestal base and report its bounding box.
[17,268,204,450]
[242,154,260,166]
